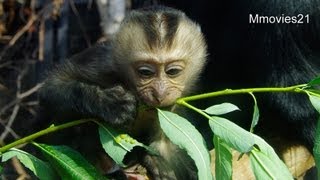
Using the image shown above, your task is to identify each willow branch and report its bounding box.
[177,84,307,103]
[0,119,93,153]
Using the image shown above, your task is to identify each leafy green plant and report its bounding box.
[1,77,320,179]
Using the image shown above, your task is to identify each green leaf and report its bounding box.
[157,109,212,180]
[33,143,106,180]
[308,93,320,113]
[307,92,320,178]
[209,116,254,153]
[204,103,240,115]
[249,135,293,180]
[98,124,147,166]
[214,136,232,180]
[249,93,260,133]
[307,76,320,87]
[1,148,58,180]
[313,118,320,178]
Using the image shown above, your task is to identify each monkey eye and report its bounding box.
[137,66,155,77]
[166,66,183,77]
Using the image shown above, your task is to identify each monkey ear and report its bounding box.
[210,142,315,179]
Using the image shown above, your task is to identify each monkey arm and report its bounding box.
[39,44,136,125]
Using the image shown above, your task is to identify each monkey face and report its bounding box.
[132,60,186,107]
[112,7,207,107]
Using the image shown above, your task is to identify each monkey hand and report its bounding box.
[142,154,177,180]
[97,85,137,127]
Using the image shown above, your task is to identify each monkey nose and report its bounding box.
[153,91,168,104]
[155,95,165,103]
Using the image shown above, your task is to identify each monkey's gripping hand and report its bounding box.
[95,85,137,126]
[141,153,197,180]
[39,79,137,127]
[142,154,177,180]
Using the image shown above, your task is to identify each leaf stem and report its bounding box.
[0,119,93,153]
[177,84,307,103]
[177,100,211,120]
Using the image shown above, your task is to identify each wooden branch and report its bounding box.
[0,104,20,141]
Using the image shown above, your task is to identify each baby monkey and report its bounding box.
[39,6,207,180]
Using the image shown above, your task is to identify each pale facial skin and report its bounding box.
[131,59,186,107]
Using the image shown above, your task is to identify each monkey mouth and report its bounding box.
[138,90,179,107]
[139,97,175,108]
[145,100,169,107]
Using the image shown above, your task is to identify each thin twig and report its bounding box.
[0,83,43,116]
[0,14,38,60]
[20,101,39,116]
[0,61,12,68]
[87,0,94,9]
[22,101,39,106]
[0,104,20,140]
[17,83,43,99]
[38,19,45,61]
[11,157,31,180]
[0,67,28,141]
[23,106,37,116]
[0,99,17,116]
[0,3,53,61]
[0,82,9,93]
[9,14,38,47]
[16,68,24,96]
[0,119,20,139]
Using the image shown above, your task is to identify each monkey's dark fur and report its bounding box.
[39,44,136,127]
